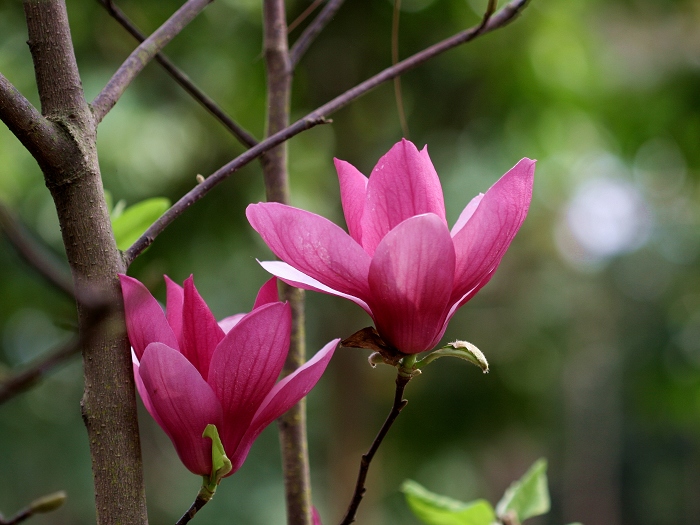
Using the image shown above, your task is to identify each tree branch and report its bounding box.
[339,372,412,525]
[124,0,529,264]
[0,200,75,298]
[91,0,214,123]
[289,0,346,68]
[0,73,74,170]
[22,1,149,523]
[0,296,111,405]
[97,0,258,148]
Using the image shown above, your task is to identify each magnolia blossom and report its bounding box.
[247,139,535,354]
[119,274,338,477]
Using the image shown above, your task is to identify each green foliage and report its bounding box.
[110,197,170,251]
[495,458,550,522]
[404,459,553,525]
[202,424,232,492]
[402,480,495,525]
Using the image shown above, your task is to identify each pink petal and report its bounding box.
[119,274,179,360]
[218,314,245,334]
[312,507,323,525]
[133,353,166,431]
[451,193,484,236]
[334,158,368,244]
[258,260,371,314]
[360,140,447,256]
[181,276,225,380]
[139,342,224,476]
[229,338,338,473]
[451,158,535,304]
[253,277,280,309]
[207,302,291,459]
[164,276,184,348]
[246,203,371,299]
[367,214,455,354]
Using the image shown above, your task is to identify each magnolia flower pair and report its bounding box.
[120,139,534,493]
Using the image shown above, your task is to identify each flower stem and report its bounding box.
[339,371,412,525]
[175,488,213,525]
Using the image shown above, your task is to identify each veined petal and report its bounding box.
[132,353,165,432]
[139,342,223,477]
[247,203,371,298]
[218,314,245,334]
[164,276,184,348]
[258,260,371,314]
[229,338,338,473]
[182,276,225,380]
[253,277,280,309]
[451,193,484,236]
[335,158,368,244]
[367,214,455,354]
[451,158,535,303]
[361,140,447,256]
[119,274,179,360]
[207,302,291,459]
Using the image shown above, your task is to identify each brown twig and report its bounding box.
[0,295,111,405]
[289,0,345,68]
[0,200,74,298]
[174,494,210,525]
[96,0,258,148]
[339,372,412,525]
[287,0,324,34]
[91,0,215,123]
[123,0,529,265]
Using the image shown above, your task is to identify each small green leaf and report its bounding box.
[402,480,496,525]
[29,491,67,513]
[415,341,489,373]
[202,424,232,493]
[111,197,170,251]
[495,458,550,522]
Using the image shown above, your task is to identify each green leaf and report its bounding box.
[495,458,550,522]
[415,341,489,374]
[111,197,170,251]
[402,480,496,525]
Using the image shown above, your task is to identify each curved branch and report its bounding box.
[91,0,214,123]
[97,0,258,148]
[0,200,74,298]
[124,0,530,264]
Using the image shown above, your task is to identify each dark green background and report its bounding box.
[1,0,699,523]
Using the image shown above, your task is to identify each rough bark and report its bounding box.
[19,1,148,524]
[261,2,313,524]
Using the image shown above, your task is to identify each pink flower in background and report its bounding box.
[247,139,534,354]
[119,274,338,477]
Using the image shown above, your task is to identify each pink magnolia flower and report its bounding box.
[247,139,534,355]
[119,274,338,477]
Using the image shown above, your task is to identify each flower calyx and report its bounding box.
[342,326,406,367]
[201,424,232,498]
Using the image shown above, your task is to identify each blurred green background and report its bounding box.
[1,0,700,523]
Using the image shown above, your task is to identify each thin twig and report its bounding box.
[0,491,67,525]
[289,0,346,68]
[97,0,258,148]
[0,297,111,405]
[0,200,74,298]
[288,0,324,34]
[124,0,529,264]
[392,0,409,138]
[175,494,210,525]
[339,372,412,525]
[91,0,215,123]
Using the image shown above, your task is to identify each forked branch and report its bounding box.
[97,0,258,148]
[124,0,529,265]
[289,0,346,68]
[92,0,214,123]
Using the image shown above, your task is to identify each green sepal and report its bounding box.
[495,458,550,523]
[414,341,489,373]
[402,479,496,525]
[110,197,171,251]
[202,424,232,494]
